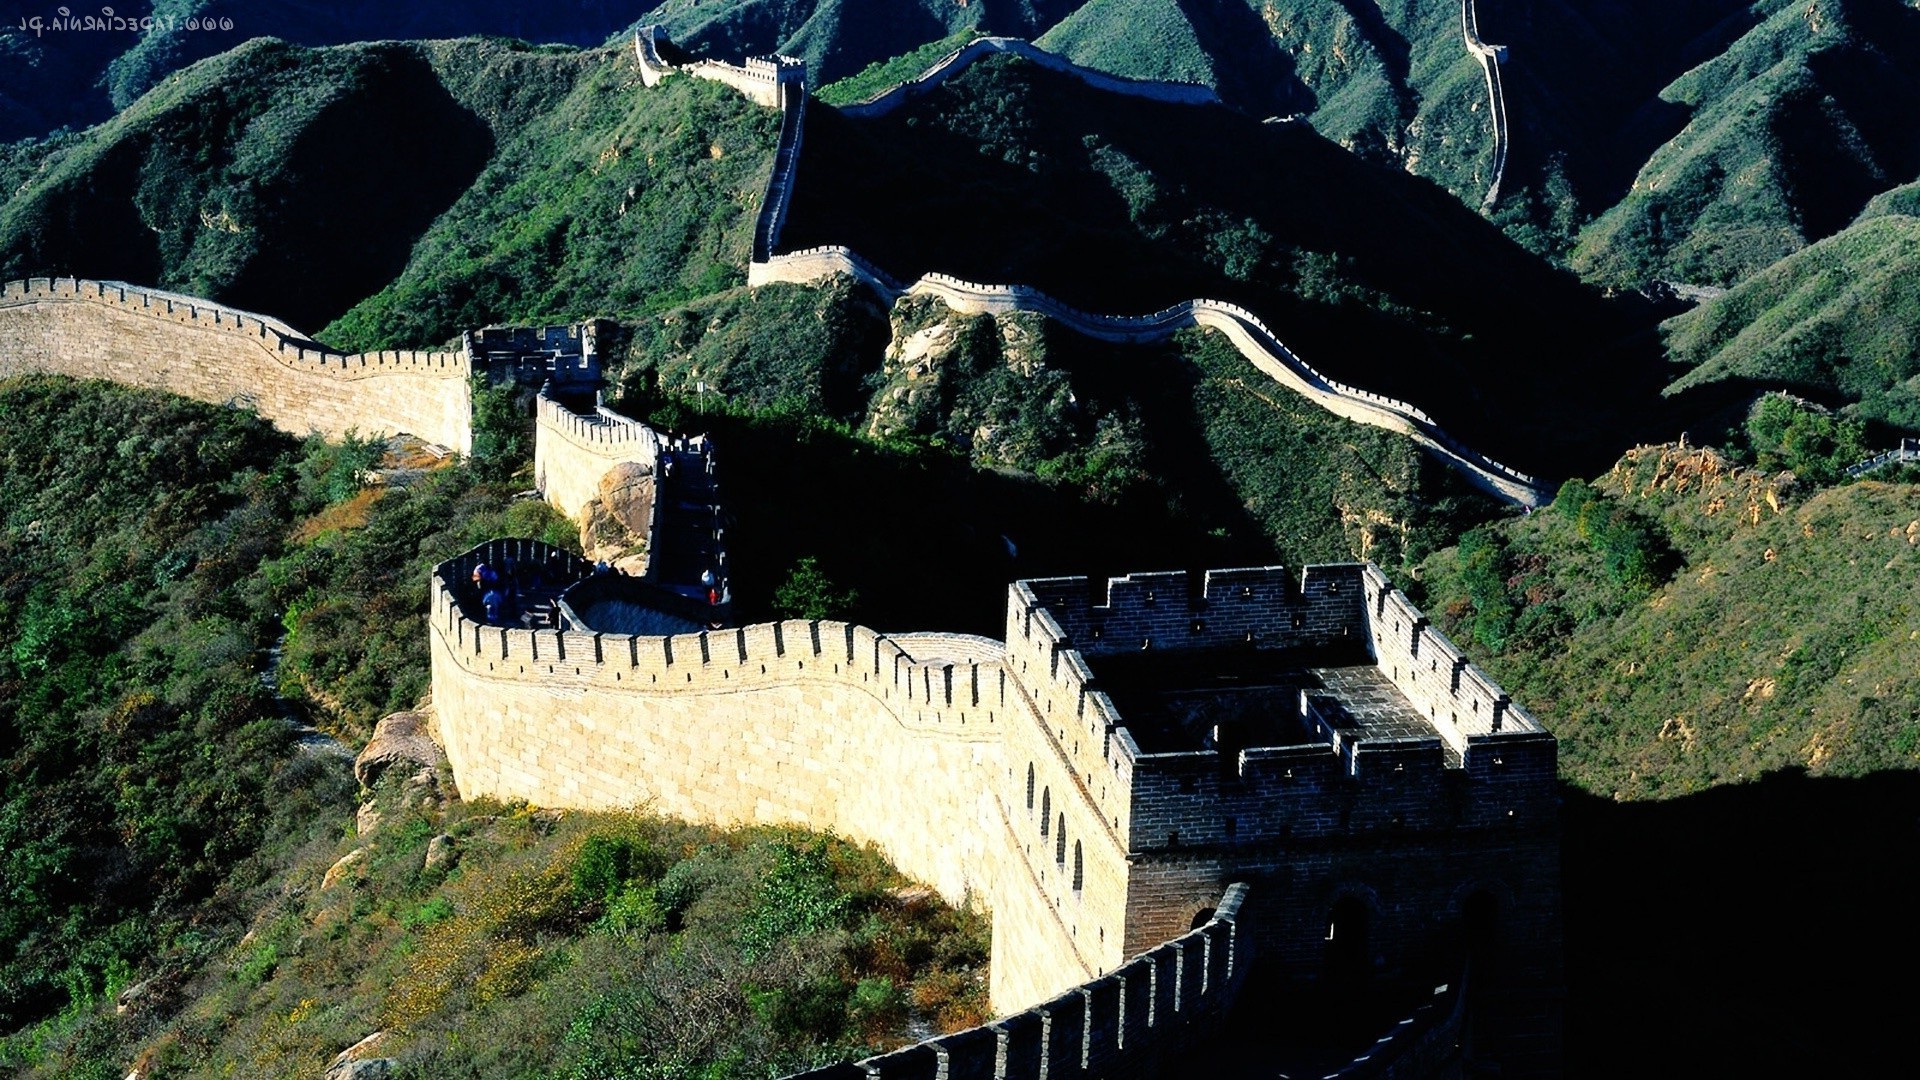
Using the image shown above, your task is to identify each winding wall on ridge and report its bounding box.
[703,36,1551,507]
[1462,0,1510,213]
[836,36,1220,117]
[753,247,1549,506]
[0,277,473,452]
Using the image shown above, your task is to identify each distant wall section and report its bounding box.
[0,277,472,452]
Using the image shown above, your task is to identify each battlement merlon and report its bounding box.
[1007,564,1557,853]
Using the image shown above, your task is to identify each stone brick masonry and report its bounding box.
[0,277,472,452]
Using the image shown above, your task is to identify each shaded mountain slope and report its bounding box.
[1661,214,1920,432]
[0,0,663,143]
[781,54,1672,476]
[1572,0,1920,287]
[0,37,588,332]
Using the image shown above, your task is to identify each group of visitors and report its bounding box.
[470,552,569,626]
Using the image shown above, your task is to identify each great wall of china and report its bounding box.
[1462,0,1511,213]
[631,28,1554,508]
[0,32,1562,1075]
[0,277,472,452]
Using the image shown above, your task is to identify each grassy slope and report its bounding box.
[782,54,1670,477]
[1418,444,1920,799]
[1662,214,1920,431]
[1856,176,1920,221]
[0,38,593,334]
[320,50,779,350]
[1572,0,1920,288]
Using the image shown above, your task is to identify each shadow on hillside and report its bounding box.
[1562,768,1920,1076]
[783,61,1682,479]
[623,404,1275,636]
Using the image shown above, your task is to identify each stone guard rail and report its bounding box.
[784,883,1251,1080]
[0,276,472,452]
[751,248,1549,507]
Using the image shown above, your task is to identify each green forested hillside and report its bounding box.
[0,1,664,143]
[0,38,568,332]
[1662,214,1920,432]
[0,376,989,1077]
[0,36,778,349]
[1572,0,1920,287]
[319,54,779,350]
[1419,441,1920,798]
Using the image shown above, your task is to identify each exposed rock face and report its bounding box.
[325,1032,395,1079]
[354,711,446,788]
[424,833,458,872]
[321,848,366,891]
[355,801,382,837]
[579,461,654,574]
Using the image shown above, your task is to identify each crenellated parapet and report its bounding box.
[533,389,663,521]
[787,883,1253,1080]
[0,276,472,451]
[430,542,1562,1072]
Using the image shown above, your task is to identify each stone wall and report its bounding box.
[836,37,1220,119]
[427,539,1108,1012]
[633,27,803,109]
[786,883,1252,1080]
[0,277,472,452]
[1462,0,1510,212]
[749,247,1550,507]
[533,392,661,521]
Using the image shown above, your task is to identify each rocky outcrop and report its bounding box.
[325,1032,395,1080]
[578,461,655,574]
[353,710,446,788]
